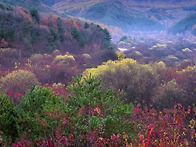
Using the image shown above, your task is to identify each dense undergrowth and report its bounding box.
[0,75,195,146]
[0,58,196,146]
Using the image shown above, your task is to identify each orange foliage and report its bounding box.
[35,113,48,127]
[51,14,58,20]
[50,14,59,29]
[19,7,33,23]
[64,18,73,30]
[73,19,82,31]
[93,43,101,50]
[78,106,85,117]
[38,25,50,33]
[40,16,49,26]
[0,39,8,48]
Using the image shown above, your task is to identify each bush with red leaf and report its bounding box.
[131,103,196,146]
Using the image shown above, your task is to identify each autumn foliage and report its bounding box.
[0,3,196,146]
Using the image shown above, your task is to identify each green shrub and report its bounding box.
[0,3,4,10]
[0,70,39,94]
[84,22,90,29]
[50,27,59,41]
[102,28,112,49]
[71,27,81,41]
[67,75,134,139]
[30,8,40,23]
[6,4,13,11]
[0,93,18,141]
[15,86,67,139]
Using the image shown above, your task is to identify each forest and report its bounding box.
[0,1,196,147]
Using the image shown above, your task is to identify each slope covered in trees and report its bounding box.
[2,0,196,34]
[0,3,117,87]
[0,3,113,57]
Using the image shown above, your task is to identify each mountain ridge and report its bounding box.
[52,0,196,9]
[51,0,196,33]
[1,0,196,35]
[0,0,52,12]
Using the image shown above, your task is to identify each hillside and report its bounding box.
[168,12,196,35]
[0,3,113,57]
[52,0,196,33]
[0,0,52,12]
[52,0,196,9]
[53,0,164,32]
[2,0,196,34]
[0,2,118,86]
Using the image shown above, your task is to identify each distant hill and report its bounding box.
[82,2,164,31]
[53,0,163,32]
[41,0,65,6]
[1,0,196,35]
[0,0,52,12]
[52,0,196,33]
[168,13,196,35]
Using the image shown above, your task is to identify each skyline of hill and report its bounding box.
[169,12,196,35]
[51,0,196,33]
[0,0,196,35]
